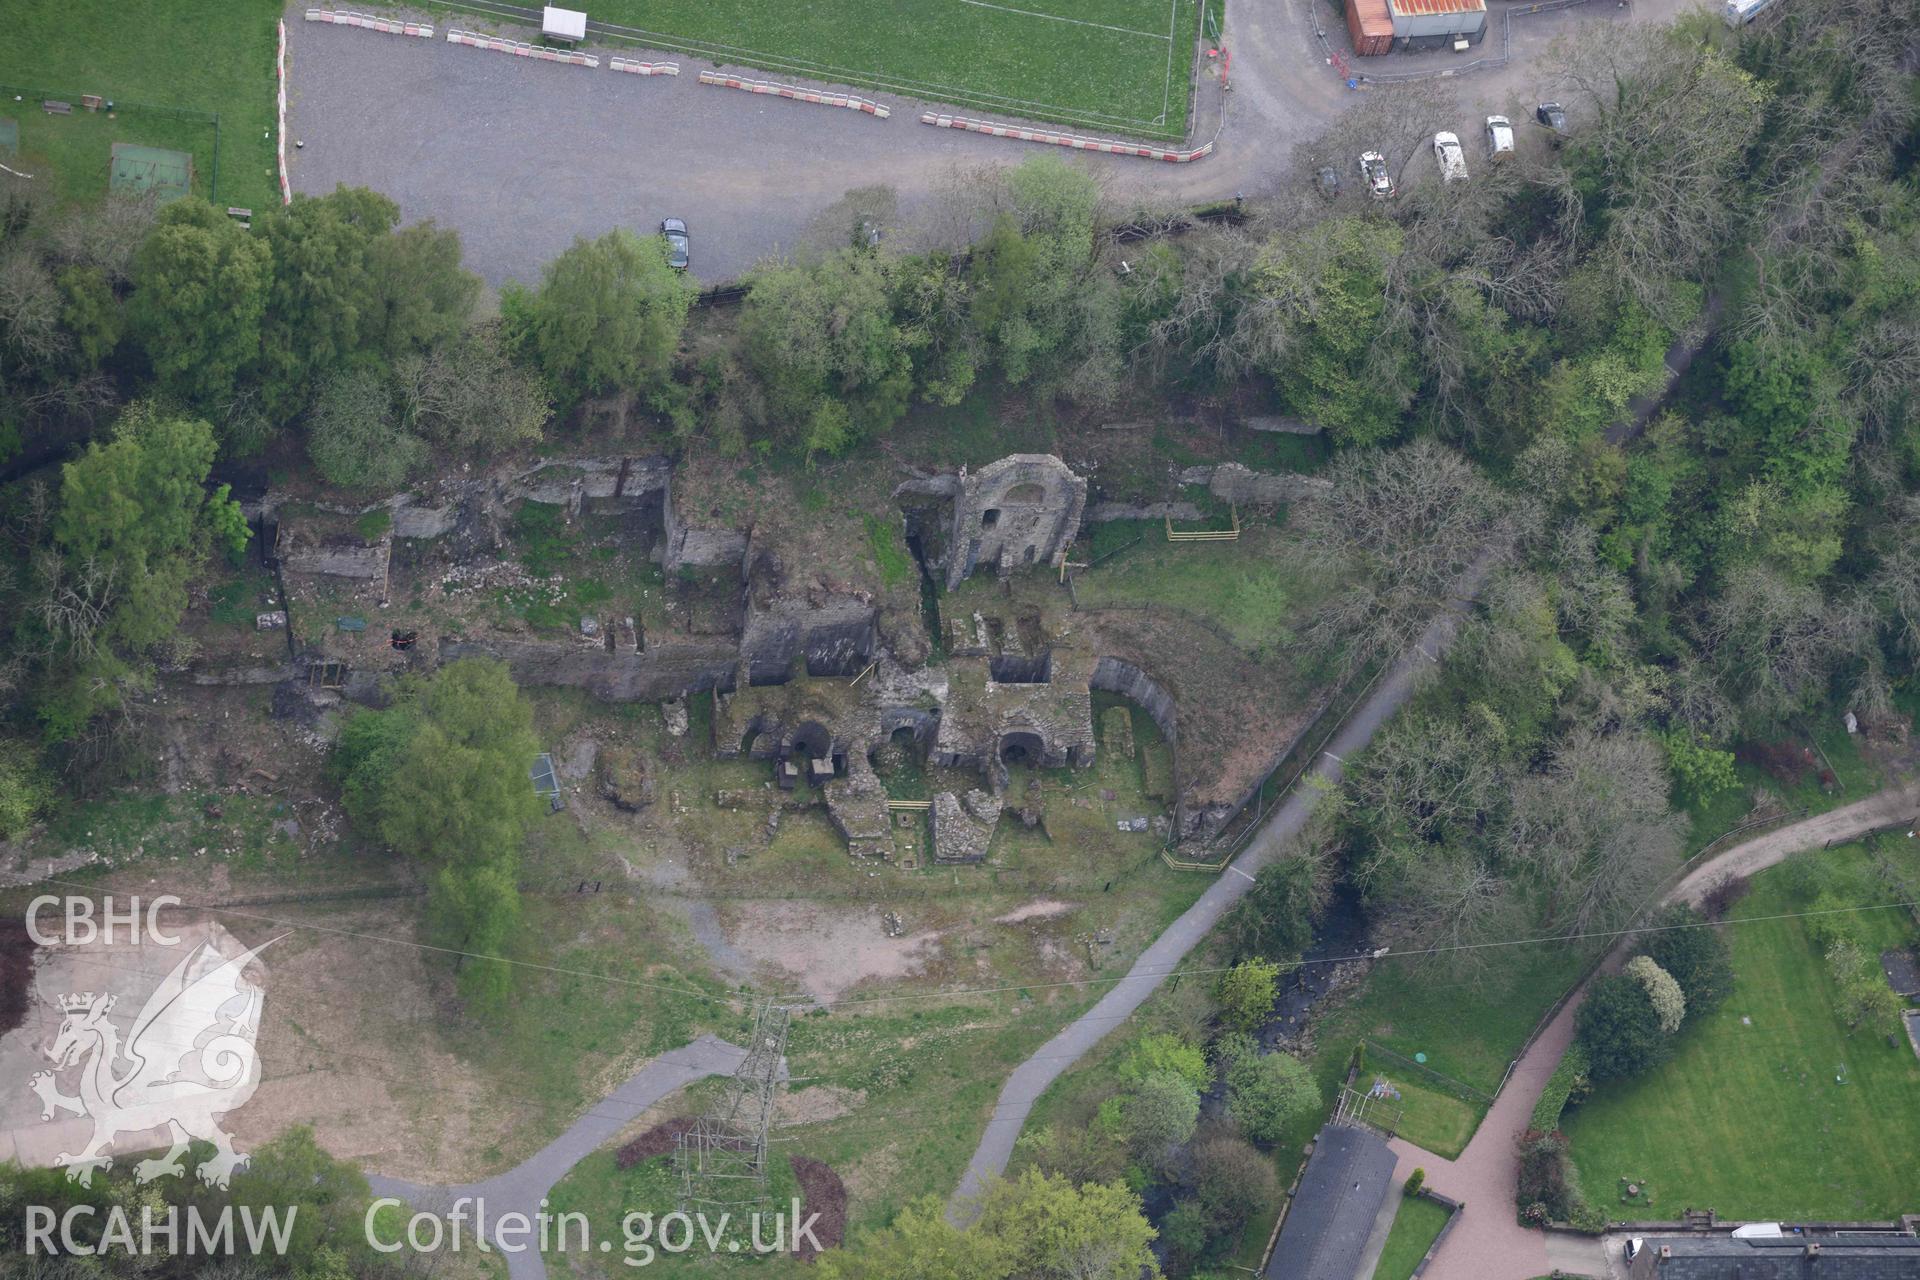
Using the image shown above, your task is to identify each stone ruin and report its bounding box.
[943,454,1086,588]
[203,447,1333,859]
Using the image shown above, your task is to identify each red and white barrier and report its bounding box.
[920,112,1212,162]
[446,28,599,67]
[611,57,680,76]
[304,9,434,37]
[696,71,888,118]
[277,19,292,205]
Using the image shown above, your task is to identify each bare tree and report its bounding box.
[1296,439,1525,674]
[1503,729,1684,934]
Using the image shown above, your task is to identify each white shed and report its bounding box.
[542,6,587,43]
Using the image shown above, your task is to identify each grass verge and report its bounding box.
[1373,1192,1452,1280]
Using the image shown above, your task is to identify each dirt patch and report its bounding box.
[777,1085,866,1126]
[616,1116,697,1168]
[993,899,1077,925]
[788,1156,848,1260]
[234,902,510,1183]
[718,901,947,1004]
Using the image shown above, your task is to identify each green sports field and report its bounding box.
[0,0,280,212]
[468,0,1212,139]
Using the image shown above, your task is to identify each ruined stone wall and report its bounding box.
[739,592,877,684]
[277,531,390,580]
[437,637,739,702]
[1089,657,1177,745]
[945,454,1087,589]
[1179,463,1330,509]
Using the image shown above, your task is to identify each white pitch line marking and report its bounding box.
[956,0,1172,39]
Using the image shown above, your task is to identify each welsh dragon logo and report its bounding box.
[29,935,282,1189]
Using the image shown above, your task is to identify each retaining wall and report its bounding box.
[921,113,1211,162]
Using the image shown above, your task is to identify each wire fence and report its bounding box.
[1362,1038,1496,1106]
[0,82,223,201]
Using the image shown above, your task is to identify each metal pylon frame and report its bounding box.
[676,999,791,1214]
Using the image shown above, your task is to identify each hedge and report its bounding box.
[1528,1042,1591,1134]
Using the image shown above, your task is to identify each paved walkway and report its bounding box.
[367,1035,749,1280]
[1400,781,1920,1280]
[949,553,1499,1219]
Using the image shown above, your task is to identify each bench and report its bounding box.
[226,206,253,219]
[42,100,71,115]
[81,94,102,111]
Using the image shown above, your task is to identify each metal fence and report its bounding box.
[0,82,223,201]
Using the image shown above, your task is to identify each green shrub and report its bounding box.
[0,739,55,838]
[1224,1050,1320,1145]
[1119,1032,1211,1093]
[1404,1167,1426,1197]
[1635,905,1734,1017]
[1217,957,1283,1032]
[1576,973,1672,1082]
[1528,1042,1592,1133]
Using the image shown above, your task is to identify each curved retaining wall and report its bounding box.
[1090,657,1177,744]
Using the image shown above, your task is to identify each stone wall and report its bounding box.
[945,454,1087,588]
[438,637,739,702]
[1180,463,1330,509]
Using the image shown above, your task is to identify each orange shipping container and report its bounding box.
[1345,0,1395,55]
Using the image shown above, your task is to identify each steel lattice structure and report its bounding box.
[676,1000,792,1214]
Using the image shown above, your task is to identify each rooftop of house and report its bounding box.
[1263,1123,1398,1280]
[1636,1233,1920,1279]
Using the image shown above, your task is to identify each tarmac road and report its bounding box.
[948,549,1501,1219]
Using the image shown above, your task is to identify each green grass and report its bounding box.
[1374,1193,1452,1280]
[1562,845,1920,1220]
[865,514,913,590]
[445,0,1206,139]
[1379,1076,1479,1162]
[0,0,280,212]
[1073,524,1325,656]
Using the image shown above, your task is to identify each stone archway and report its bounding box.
[998,730,1046,767]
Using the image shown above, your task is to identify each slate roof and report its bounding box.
[1645,1234,1920,1278]
[1263,1124,1397,1280]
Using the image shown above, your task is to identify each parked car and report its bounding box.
[1535,101,1568,133]
[1358,150,1393,199]
[661,217,690,270]
[1485,114,1514,157]
[1433,131,1468,182]
[1315,165,1342,199]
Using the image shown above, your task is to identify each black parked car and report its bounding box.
[661,218,690,270]
[1535,102,1568,133]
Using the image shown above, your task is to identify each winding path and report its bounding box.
[366,1035,749,1280]
[949,554,1500,1218]
[1398,781,1920,1280]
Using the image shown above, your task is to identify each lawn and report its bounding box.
[1561,845,1920,1220]
[1073,521,1329,659]
[0,0,281,212]
[446,0,1208,138]
[1373,1193,1452,1280]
